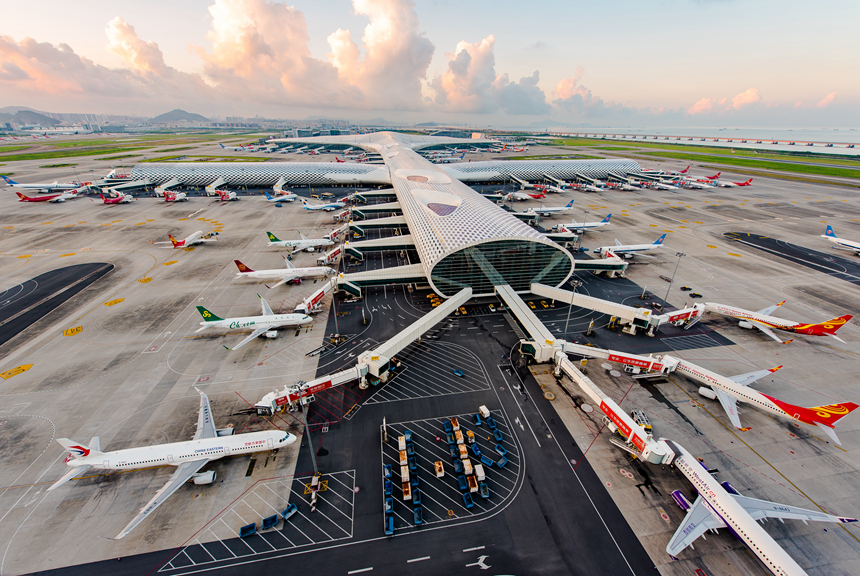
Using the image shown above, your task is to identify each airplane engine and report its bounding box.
[263,330,278,339]
[738,320,754,330]
[698,387,717,400]
[671,490,692,511]
[192,471,216,485]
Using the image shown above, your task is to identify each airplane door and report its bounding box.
[103,460,110,469]
[167,454,174,464]
[267,438,274,449]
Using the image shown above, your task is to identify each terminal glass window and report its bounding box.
[430,240,572,297]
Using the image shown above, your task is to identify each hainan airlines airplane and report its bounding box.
[524,199,576,217]
[48,389,297,540]
[195,294,313,350]
[150,231,219,249]
[669,358,858,443]
[98,192,134,204]
[265,231,334,252]
[664,439,855,576]
[300,198,345,212]
[163,190,188,202]
[15,190,80,203]
[594,234,666,259]
[233,258,336,288]
[1,175,85,192]
[213,190,239,201]
[718,178,753,187]
[558,214,612,232]
[821,225,860,255]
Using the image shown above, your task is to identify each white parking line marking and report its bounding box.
[348,567,373,574]
[407,556,430,563]
[463,545,485,552]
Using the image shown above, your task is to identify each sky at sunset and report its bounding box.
[2,0,857,127]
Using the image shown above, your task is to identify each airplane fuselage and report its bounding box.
[235,267,334,282]
[704,303,801,332]
[199,313,312,332]
[268,239,334,250]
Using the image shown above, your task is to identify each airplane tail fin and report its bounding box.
[1,175,19,185]
[168,234,180,248]
[15,192,28,201]
[196,306,224,322]
[219,143,225,148]
[234,260,253,273]
[56,438,104,459]
[680,165,690,173]
[99,193,106,201]
[824,225,837,238]
[566,199,575,208]
[745,179,753,185]
[811,402,860,427]
[808,314,853,341]
[655,233,667,245]
[264,192,274,200]
[602,214,612,223]
[266,231,281,242]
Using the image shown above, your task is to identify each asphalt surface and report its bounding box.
[0,262,114,348]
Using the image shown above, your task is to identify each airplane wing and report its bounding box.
[714,388,746,430]
[732,493,857,524]
[227,326,270,351]
[194,389,218,441]
[666,496,726,556]
[747,321,788,343]
[47,465,92,492]
[755,302,784,316]
[631,252,658,259]
[268,274,298,289]
[729,366,781,387]
[114,458,209,539]
[259,294,274,316]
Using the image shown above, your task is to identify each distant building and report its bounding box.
[293,128,314,138]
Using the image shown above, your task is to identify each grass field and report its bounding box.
[637,151,860,179]
[98,155,142,161]
[39,163,77,168]
[0,147,150,162]
[140,155,269,163]
[508,153,601,160]
[0,145,32,153]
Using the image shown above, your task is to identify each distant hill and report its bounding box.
[6,110,60,126]
[0,106,38,114]
[149,109,209,123]
[415,122,439,127]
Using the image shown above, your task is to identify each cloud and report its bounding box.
[326,0,435,110]
[430,35,550,115]
[816,92,836,108]
[731,87,761,110]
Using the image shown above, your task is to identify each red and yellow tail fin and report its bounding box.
[810,402,860,425]
[234,260,253,273]
[168,234,180,248]
[815,314,852,335]
[16,192,28,201]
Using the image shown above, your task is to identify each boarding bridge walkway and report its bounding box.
[103,179,152,195]
[345,234,415,260]
[573,256,629,276]
[337,264,427,297]
[349,215,409,237]
[352,201,403,219]
[510,212,539,223]
[495,285,559,362]
[205,177,228,194]
[354,189,397,203]
[358,287,472,379]
[531,283,657,335]
[154,177,183,196]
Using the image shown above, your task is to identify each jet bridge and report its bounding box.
[349,215,409,237]
[154,177,183,197]
[354,189,398,203]
[352,202,403,219]
[102,179,152,195]
[337,264,427,296]
[205,177,228,194]
[531,283,659,335]
[358,287,472,379]
[345,235,415,260]
[495,284,559,362]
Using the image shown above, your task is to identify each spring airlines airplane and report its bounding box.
[233,257,335,288]
[668,357,858,444]
[664,439,856,576]
[48,389,296,539]
[265,231,334,252]
[195,294,312,350]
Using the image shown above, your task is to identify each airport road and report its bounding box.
[4,153,860,576]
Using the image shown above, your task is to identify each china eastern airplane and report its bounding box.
[265,231,334,252]
[718,178,753,187]
[150,231,219,249]
[558,214,612,232]
[683,300,852,344]
[48,389,296,539]
[669,357,858,443]
[1,175,85,192]
[664,439,855,576]
[15,190,80,202]
[821,225,860,255]
[233,258,336,288]
[98,192,134,204]
[195,294,313,350]
[264,191,296,203]
[301,198,345,211]
[594,234,666,259]
[524,199,576,217]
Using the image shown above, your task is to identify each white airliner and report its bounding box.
[435,152,466,164]
[265,231,334,252]
[233,258,335,289]
[48,389,297,540]
[1,175,87,192]
[150,231,219,249]
[264,191,296,203]
[594,233,666,259]
[219,143,247,151]
[822,225,860,255]
[682,179,714,190]
[664,439,855,576]
[557,214,612,232]
[524,199,576,217]
[164,191,188,202]
[668,358,858,443]
[301,198,346,212]
[196,294,313,350]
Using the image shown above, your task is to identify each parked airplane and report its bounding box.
[263,191,296,203]
[594,234,666,258]
[48,389,297,539]
[219,143,248,151]
[524,199,576,217]
[150,231,218,249]
[681,300,852,344]
[683,179,715,190]
[15,190,80,202]
[1,175,86,192]
[671,358,858,443]
[164,191,188,202]
[98,192,134,204]
[435,153,466,164]
[301,198,345,212]
[234,258,335,288]
[214,190,239,201]
[665,439,855,576]
[556,214,612,232]
[265,231,334,252]
[195,294,313,350]
[821,225,860,255]
[718,178,753,187]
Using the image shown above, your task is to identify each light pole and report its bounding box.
[563,279,580,342]
[576,210,589,253]
[664,252,686,302]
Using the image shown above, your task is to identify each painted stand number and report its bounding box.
[138,277,152,284]
[103,298,125,306]
[63,326,83,336]
[0,365,33,380]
